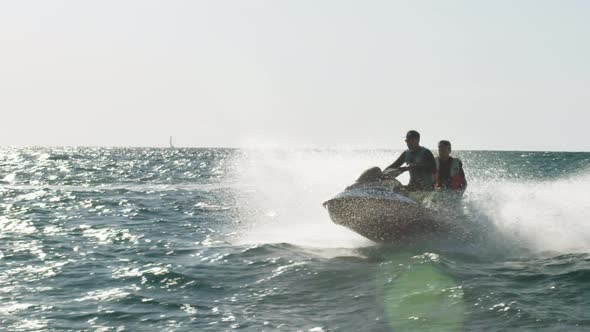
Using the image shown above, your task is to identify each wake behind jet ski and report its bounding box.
[323,167,454,243]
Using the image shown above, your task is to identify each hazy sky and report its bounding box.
[1,0,589,150]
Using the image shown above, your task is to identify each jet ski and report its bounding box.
[323,167,452,243]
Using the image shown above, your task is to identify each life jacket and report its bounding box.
[434,157,465,191]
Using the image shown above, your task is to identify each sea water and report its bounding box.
[1,147,590,331]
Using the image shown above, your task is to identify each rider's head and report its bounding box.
[438,140,451,160]
[405,130,420,150]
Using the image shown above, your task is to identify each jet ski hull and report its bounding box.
[324,186,444,243]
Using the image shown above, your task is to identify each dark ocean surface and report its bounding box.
[1,147,590,331]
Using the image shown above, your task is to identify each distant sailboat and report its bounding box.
[169,136,175,149]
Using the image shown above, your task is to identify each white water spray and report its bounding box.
[468,173,590,253]
[231,148,404,248]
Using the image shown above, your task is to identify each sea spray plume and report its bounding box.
[228,147,398,248]
[467,173,590,254]
[428,151,590,256]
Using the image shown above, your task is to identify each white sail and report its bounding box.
[169,136,175,148]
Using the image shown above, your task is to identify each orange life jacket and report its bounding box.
[434,157,465,191]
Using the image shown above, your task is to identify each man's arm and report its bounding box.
[384,151,406,171]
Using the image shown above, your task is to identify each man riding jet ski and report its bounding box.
[323,131,466,243]
[383,130,437,192]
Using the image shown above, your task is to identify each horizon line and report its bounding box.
[0,145,588,153]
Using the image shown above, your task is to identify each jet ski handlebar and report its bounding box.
[382,167,405,179]
[355,166,405,184]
